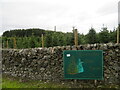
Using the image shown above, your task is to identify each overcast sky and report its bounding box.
[0,0,120,35]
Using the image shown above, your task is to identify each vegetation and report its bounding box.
[86,27,97,44]
[2,26,119,49]
[2,74,120,88]
[2,75,69,88]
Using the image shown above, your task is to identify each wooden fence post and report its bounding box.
[74,29,78,47]
[117,25,120,44]
[13,37,16,49]
[6,40,8,48]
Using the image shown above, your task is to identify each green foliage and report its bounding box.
[109,30,117,43]
[99,27,110,43]
[66,32,74,46]
[2,26,118,49]
[2,28,45,37]
[86,28,97,44]
[79,34,87,44]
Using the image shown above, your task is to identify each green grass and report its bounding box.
[2,74,120,89]
[2,75,69,88]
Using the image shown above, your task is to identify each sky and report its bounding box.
[0,0,120,35]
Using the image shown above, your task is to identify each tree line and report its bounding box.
[2,27,119,49]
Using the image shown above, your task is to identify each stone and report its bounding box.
[40,68,45,71]
[2,43,120,86]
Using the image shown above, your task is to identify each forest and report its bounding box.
[1,26,119,49]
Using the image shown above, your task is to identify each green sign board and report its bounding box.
[63,50,103,80]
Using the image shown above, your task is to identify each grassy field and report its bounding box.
[1,74,120,89]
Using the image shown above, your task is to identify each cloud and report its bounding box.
[1,0,120,35]
[96,1,118,16]
[118,1,120,24]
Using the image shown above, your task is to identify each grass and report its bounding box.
[2,75,69,88]
[1,74,120,89]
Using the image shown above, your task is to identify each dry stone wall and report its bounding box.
[2,43,120,87]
